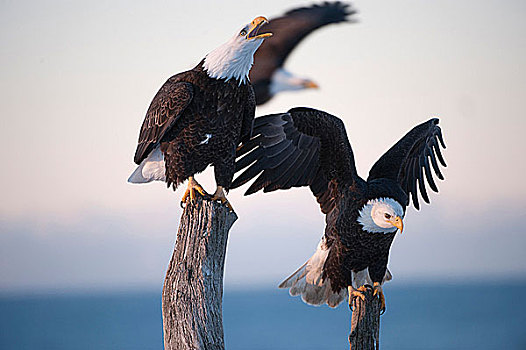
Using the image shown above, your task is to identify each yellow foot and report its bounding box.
[181,177,208,206]
[348,285,367,309]
[211,186,234,211]
[373,282,386,314]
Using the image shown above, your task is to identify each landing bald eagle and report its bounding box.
[232,108,447,310]
[250,2,356,105]
[128,17,272,209]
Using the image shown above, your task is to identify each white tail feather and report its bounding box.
[279,240,346,308]
[128,146,166,183]
[384,268,392,282]
[279,262,308,289]
[280,240,395,308]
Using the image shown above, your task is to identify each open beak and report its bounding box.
[303,80,319,89]
[390,216,404,233]
[247,16,272,40]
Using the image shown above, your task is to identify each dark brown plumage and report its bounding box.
[133,61,255,190]
[232,107,447,307]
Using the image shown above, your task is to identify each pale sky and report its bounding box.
[1,0,525,292]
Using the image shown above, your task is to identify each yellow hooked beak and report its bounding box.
[389,216,404,233]
[247,16,272,40]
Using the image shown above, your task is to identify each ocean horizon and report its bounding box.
[1,281,525,349]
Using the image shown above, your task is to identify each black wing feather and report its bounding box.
[295,146,320,185]
[367,118,447,209]
[417,156,430,203]
[232,107,358,213]
[429,146,444,180]
[133,80,193,164]
[423,152,438,193]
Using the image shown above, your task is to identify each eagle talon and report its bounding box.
[181,177,209,205]
[348,285,367,310]
[211,186,234,211]
[373,282,386,314]
[348,284,385,313]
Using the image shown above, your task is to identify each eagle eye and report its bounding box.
[384,213,391,219]
[239,29,247,36]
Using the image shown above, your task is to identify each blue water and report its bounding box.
[1,282,525,349]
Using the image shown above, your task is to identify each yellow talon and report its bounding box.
[348,283,386,313]
[211,186,234,211]
[181,190,189,204]
[373,282,386,313]
[181,177,208,205]
[348,285,367,305]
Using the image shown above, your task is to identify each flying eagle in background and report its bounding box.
[232,108,447,311]
[128,17,272,209]
[250,2,357,105]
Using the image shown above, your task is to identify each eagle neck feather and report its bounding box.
[203,37,261,85]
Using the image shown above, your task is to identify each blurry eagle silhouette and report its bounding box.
[232,108,447,311]
[250,2,357,105]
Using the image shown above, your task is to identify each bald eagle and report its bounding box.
[128,17,272,209]
[232,108,447,310]
[250,2,356,105]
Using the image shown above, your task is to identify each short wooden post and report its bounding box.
[162,198,237,350]
[349,285,381,350]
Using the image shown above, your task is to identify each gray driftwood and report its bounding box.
[349,286,381,350]
[162,198,237,350]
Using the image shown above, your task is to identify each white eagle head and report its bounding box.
[357,198,405,234]
[204,16,272,84]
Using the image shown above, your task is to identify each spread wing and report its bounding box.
[133,80,193,165]
[367,118,447,209]
[249,2,356,83]
[232,107,358,214]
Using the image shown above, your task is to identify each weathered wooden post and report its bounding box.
[349,286,381,350]
[162,198,237,350]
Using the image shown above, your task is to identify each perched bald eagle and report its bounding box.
[250,2,356,105]
[232,108,447,310]
[128,17,272,209]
